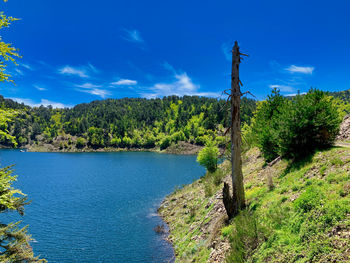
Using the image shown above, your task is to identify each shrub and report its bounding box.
[226,211,264,263]
[204,181,214,197]
[197,140,219,173]
[277,89,341,159]
[251,88,342,161]
[212,169,225,186]
[294,187,324,213]
[110,137,121,147]
[251,89,286,161]
[122,135,132,148]
[142,132,156,148]
[76,137,87,148]
[159,135,172,150]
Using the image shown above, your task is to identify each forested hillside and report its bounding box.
[0,95,256,151]
[1,88,349,152]
[330,89,350,103]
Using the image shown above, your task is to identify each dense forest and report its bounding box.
[1,89,349,151]
[330,89,350,103]
[0,95,256,150]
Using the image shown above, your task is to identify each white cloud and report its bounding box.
[75,83,101,89]
[20,63,33,70]
[9,98,71,108]
[15,68,24,76]
[269,84,295,93]
[143,72,220,98]
[121,29,144,43]
[75,83,111,98]
[285,92,307,97]
[221,42,232,61]
[58,66,89,78]
[33,84,47,91]
[77,89,110,98]
[87,63,99,74]
[111,79,137,86]
[286,65,314,74]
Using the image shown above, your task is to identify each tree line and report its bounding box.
[0,95,257,150]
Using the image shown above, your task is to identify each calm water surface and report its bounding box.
[0,150,205,263]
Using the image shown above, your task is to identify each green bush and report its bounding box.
[122,135,132,148]
[159,135,172,150]
[110,137,121,147]
[251,89,286,161]
[212,169,225,186]
[294,187,324,213]
[76,137,87,148]
[277,89,341,159]
[226,211,264,263]
[195,135,208,146]
[251,88,342,161]
[197,140,219,173]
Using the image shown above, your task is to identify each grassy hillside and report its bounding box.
[158,146,350,262]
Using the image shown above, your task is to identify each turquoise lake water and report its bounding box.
[0,150,205,262]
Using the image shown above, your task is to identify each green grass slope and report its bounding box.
[159,147,350,263]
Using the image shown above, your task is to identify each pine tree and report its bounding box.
[0,1,46,261]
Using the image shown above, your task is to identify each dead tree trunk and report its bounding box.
[223,41,246,219]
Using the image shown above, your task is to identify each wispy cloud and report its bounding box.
[20,63,33,71]
[121,29,144,43]
[285,92,307,97]
[269,84,295,93]
[75,83,111,98]
[33,84,47,91]
[286,65,314,74]
[58,65,89,78]
[87,63,99,74]
[15,68,24,76]
[142,72,219,98]
[221,42,232,61]
[111,79,137,86]
[10,98,71,108]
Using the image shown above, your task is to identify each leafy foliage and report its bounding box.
[0,95,257,150]
[251,88,342,161]
[0,11,20,83]
[0,108,18,147]
[197,140,219,173]
[0,166,46,262]
[0,4,45,261]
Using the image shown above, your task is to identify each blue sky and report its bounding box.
[1,0,350,108]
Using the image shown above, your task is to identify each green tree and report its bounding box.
[76,137,87,149]
[251,88,342,161]
[0,3,45,261]
[277,89,341,159]
[197,140,219,173]
[0,108,18,147]
[251,88,287,161]
[0,166,46,262]
[87,127,104,147]
[0,8,20,83]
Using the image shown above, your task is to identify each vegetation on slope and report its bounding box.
[248,88,343,161]
[159,88,350,262]
[0,95,256,151]
[159,146,350,263]
[1,88,349,152]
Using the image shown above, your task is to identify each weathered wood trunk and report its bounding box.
[222,182,236,220]
[223,41,246,219]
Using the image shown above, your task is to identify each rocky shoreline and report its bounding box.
[157,162,233,263]
[22,141,204,155]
